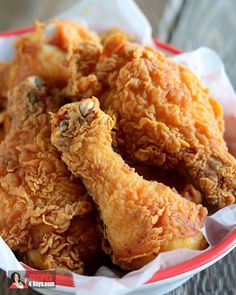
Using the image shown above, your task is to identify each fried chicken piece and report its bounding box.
[93,34,236,208]
[100,28,135,44]
[50,97,207,270]
[181,184,202,204]
[4,20,102,92]
[1,20,102,144]
[62,40,102,99]
[25,216,101,274]
[0,77,101,274]
[133,164,202,204]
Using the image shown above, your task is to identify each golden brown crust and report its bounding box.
[100,29,135,44]
[5,20,102,90]
[93,34,236,208]
[51,97,207,270]
[0,78,101,274]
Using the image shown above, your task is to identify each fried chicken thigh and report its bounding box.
[94,34,236,208]
[51,97,207,270]
[0,77,101,274]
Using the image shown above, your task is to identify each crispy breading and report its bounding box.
[50,97,207,270]
[0,77,101,274]
[62,41,102,99]
[133,163,202,204]
[94,34,236,208]
[4,20,101,91]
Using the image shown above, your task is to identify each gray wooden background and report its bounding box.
[0,0,235,294]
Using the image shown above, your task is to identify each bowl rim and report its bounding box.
[0,25,235,286]
[146,228,236,283]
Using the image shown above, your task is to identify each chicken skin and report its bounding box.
[94,34,236,208]
[0,77,101,274]
[51,97,207,270]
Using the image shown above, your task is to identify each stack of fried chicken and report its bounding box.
[0,20,235,274]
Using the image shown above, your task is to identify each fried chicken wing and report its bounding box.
[50,97,207,270]
[94,34,236,208]
[0,77,101,274]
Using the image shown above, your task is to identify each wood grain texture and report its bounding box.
[135,0,184,39]
[170,249,236,295]
[169,0,236,89]
[0,0,79,31]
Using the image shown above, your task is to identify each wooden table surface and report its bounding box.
[0,0,235,294]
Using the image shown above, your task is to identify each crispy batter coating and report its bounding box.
[51,97,207,270]
[4,20,101,91]
[63,41,102,99]
[0,77,101,274]
[0,20,102,144]
[133,163,202,204]
[100,28,135,44]
[94,34,236,208]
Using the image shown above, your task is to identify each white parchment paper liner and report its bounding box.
[0,1,235,294]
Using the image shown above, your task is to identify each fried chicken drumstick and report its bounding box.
[51,97,207,270]
[93,34,236,208]
[0,77,101,274]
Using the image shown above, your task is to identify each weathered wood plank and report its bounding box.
[169,0,236,89]
[0,0,79,31]
[170,249,236,295]
[135,0,184,39]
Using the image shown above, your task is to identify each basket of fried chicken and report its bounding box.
[0,9,235,295]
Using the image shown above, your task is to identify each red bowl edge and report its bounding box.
[0,26,34,37]
[1,24,235,286]
[146,228,236,284]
